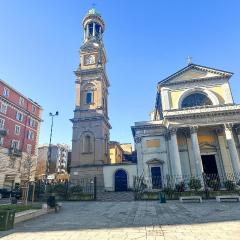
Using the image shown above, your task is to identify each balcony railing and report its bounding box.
[9,148,22,157]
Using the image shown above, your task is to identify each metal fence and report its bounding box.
[33,177,97,201]
[133,173,240,200]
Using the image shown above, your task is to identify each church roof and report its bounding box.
[158,63,233,86]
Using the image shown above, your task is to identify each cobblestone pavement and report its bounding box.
[1,200,240,240]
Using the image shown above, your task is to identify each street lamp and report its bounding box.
[45,111,59,191]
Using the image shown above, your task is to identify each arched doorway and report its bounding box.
[114,169,127,191]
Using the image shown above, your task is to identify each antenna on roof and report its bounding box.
[187,56,192,65]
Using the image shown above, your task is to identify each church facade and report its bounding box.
[70,8,240,191]
[132,64,240,188]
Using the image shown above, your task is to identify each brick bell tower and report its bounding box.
[70,8,111,187]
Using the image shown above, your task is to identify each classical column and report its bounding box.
[86,24,89,39]
[224,123,240,174]
[216,128,234,176]
[169,127,182,181]
[93,22,96,37]
[190,126,203,177]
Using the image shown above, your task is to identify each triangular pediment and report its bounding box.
[199,142,217,151]
[159,64,232,85]
[146,158,164,164]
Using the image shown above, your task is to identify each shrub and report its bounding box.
[53,184,67,195]
[175,181,185,192]
[162,187,175,198]
[188,178,201,191]
[46,184,53,193]
[224,180,236,191]
[207,179,220,191]
[69,185,83,194]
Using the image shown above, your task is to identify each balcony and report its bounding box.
[9,148,22,157]
[0,128,7,136]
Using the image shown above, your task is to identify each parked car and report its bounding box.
[0,188,12,199]
[0,188,22,199]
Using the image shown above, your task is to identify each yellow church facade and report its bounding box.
[132,64,240,188]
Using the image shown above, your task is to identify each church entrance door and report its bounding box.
[201,155,218,175]
[151,167,162,189]
[115,169,127,192]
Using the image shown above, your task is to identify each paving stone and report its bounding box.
[0,201,240,240]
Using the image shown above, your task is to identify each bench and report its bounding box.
[179,196,202,203]
[216,195,240,202]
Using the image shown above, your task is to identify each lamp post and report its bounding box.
[45,111,59,191]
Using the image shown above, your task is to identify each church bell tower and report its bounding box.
[70,8,111,186]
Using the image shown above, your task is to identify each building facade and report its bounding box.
[36,144,70,182]
[132,64,240,188]
[0,79,42,188]
[70,8,111,188]
[109,141,124,164]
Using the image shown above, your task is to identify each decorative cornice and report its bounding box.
[163,104,240,120]
[161,76,228,87]
[70,115,111,129]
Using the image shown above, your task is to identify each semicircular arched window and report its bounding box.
[181,92,212,108]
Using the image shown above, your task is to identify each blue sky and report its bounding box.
[0,0,240,147]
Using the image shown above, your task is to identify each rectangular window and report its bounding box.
[27,130,34,140]
[11,140,20,150]
[0,137,3,146]
[32,105,36,113]
[0,102,7,114]
[29,117,36,128]
[3,87,9,97]
[16,111,23,122]
[19,97,24,106]
[86,92,93,104]
[0,118,5,129]
[15,125,21,135]
[27,144,32,154]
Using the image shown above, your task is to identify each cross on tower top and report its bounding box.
[187,56,192,65]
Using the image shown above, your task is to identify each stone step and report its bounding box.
[96,191,135,202]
